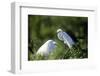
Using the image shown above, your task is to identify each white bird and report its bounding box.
[36,40,56,57]
[57,29,75,48]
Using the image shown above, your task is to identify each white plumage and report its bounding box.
[57,29,75,48]
[36,40,56,56]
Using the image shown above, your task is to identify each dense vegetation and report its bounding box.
[28,15,88,61]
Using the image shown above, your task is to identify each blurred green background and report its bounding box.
[28,15,88,61]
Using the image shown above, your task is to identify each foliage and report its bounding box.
[28,15,88,61]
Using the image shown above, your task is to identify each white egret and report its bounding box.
[36,40,56,57]
[57,29,75,48]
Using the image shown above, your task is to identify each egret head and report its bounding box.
[57,29,63,33]
[47,40,56,46]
